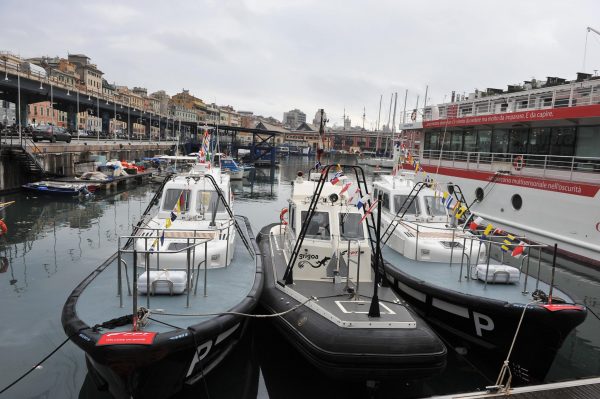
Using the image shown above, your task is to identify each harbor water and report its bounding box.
[1,156,599,398]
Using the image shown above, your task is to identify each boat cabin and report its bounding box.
[283,175,372,283]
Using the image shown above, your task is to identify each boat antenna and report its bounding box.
[368,194,383,318]
[583,26,600,72]
[376,94,382,153]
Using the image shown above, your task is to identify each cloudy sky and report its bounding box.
[1,0,599,128]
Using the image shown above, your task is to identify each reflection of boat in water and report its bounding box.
[22,181,89,196]
[374,171,587,385]
[62,161,263,399]
[258,165,447,380]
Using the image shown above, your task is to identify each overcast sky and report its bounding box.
[1,0,599,128]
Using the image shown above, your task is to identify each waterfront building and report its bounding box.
[283,108,306,129]
[312,108,327,126]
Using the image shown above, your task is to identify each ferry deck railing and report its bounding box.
[116,220,235,314]
[418,149,600,183]
[399,79,600,124]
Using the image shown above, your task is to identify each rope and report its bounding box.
[493,300,539,393]
[0,335,72,395]
[151,297,316,318]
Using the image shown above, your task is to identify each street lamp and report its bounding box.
[4,56,9,81]
[96,92,100,142]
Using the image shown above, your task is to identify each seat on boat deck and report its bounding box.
[137,269,190,295]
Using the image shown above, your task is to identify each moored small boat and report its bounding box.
[258,165,447,380]
[22,180,89,196]
[61,160,263,398]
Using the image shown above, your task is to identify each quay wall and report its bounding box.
[0,141,176,192]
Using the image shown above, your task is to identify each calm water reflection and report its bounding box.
[0,156,598,398]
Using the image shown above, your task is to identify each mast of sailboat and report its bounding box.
[362,106,366,131]
[317,108,325,164]
[386,92,397,155]
[376,94,382,153]
[402,89,408,124]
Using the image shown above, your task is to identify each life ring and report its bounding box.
[513,155,525,171]
[410,110,417,121]
[279,208,289,225]
[0,220,7,236]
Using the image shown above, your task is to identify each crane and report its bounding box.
[583,26,600,73]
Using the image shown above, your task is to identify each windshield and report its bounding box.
[393,195,418,215]
[162,189,190,212]
[301,211,330,240]
[424,196,447,216]
[196,190,226,213]
[339,213,364,240]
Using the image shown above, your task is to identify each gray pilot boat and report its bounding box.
[62,162,263,399]
[258,165,447,380]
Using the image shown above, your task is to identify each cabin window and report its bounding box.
[393,195,418,215]
[575,126,600,157]
[339,213,364,240]
[550,127,575,156]
[301,211,331,240]
[528,128,551,155]
[162,189,191,212]
[450,131,463,151]
[463,130,477,152]
[491,129,509,154]
[196,191,226,214]
[290,205,296,230]
[423,196,447,217]
[381,192,391,211]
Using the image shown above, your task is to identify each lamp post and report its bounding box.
[127,99,131,141]
[76,89,80,141]
[17,63,21,143]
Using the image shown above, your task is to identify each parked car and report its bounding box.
[32,125,72,143]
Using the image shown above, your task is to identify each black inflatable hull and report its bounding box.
[384,264,587,385]
[62,217,264,399]
[257,224,447,380]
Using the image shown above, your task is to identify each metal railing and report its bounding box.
[402,79,600,124]
[116,221,235,316]
[419,149,600,182]
[394,219,560,296]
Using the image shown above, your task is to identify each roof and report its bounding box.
[255,121,290,133]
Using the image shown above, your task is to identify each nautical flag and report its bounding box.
[359,200,379,224]
[424,174,432,184]
[445,196,455,210]
[414,162,420,173]
[392,164,398,176]
[501,234,518,253]
[314,160,322,170]
[160,230,165,245]
[482,224,494,238]
[170,211,177,222]
[336,163,342,172]
[165,218,172,228]
[512,242,525,258]
[340,182,352,195]
[469,216,484,231]
[356,194,370,210]
[441,191,449,205]
[330,171,343,185]
[455,205,468,219]
[348,188,360,203]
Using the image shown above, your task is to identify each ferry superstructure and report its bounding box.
[398,73,600,264]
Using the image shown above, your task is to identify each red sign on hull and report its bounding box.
[97,331,157,346]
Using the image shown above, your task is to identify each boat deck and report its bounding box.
[381,245,574,305]
[269,230,416,327]
[431,377,600,398]
[76,221,256,333]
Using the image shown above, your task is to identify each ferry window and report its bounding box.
[550,127,575,156]
[301,211,331,240]
[508,128,528,154]
[511,194,523,210]
[477,130,492,153]
[491,129,508,154]
[162,189,191,212]
[450,131,463,151]
[424,196,447,216]
[463,130,477,152]
[425,131,439,151]
[575,126,600,157]
[528,128,551,155]
[339,213,364,240]
[394,195,418,215]
[196,191,226,214]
